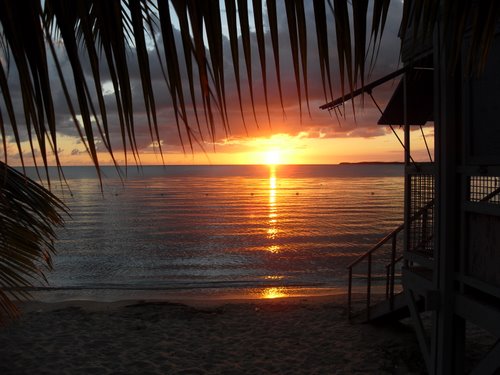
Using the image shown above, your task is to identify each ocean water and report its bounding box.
[32,164,404,301]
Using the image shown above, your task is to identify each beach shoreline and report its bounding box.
[20,289,348,311]
[19,293,345,312]
[0,294,427,375]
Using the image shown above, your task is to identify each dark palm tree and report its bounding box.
[0,0,498,323]
[0,161,65,323]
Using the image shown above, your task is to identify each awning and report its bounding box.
[319,61,434,126]
[378,68,433,126]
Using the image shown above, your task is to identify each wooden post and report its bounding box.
[433,16,465,375]
[422,208,428,253]
[348,267,352,320]
[367,253,372,321]
[390,235,397,310]
[404,70,411,269]
[386,265,390,299]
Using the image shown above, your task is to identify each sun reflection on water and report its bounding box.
[267,166,279,252]
[267,245,280,253]
[264,275,285,280]
[269,176,277,189]
[261,287,288,299]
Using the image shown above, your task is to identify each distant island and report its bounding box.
[338,161,404,165]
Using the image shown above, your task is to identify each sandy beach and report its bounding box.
[0,295,427,374]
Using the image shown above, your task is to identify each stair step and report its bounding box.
[351,293,424,324]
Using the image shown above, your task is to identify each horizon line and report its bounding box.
[15,161,405,168]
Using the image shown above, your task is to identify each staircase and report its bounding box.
[347,222,406,322]
[347,200,434,323]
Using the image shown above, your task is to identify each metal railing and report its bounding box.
[347,223,404,320]
[347,199,434,321]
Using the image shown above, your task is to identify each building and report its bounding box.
[321,7,500,375]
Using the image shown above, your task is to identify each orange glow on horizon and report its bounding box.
[8,127,429,167]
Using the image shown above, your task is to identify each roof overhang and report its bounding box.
[378,68,433,126]
[320,60,434,126]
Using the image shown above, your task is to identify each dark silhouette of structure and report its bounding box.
[322,5,500,374]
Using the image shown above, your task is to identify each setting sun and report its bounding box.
[264,149,282,165]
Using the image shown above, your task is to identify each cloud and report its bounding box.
[1,2,405,164]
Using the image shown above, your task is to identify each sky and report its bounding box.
[1,1,434,167]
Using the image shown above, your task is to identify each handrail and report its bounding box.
[386,255,404,299]
[386,255,404,269]
[347,198,435,320]
[347,198,434,270]
[347,223,404,269]
[481,186,500,202]
[348,225,403,320]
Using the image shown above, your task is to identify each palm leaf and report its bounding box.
[92,0,142,164]
[237,0,260,127]
[159,0,192,150]
[253,0,271,126]
[0,161,65,324]
[367,0,390,73]
[45,0,104,180]
[130,0,163,158]
[352,0,368,90]
[186,0,215,143]
[0,1,57,182]
[295,0,311,116]
[0,60,25,169]
[467,1,500,75]
[313,0,334,102]
[333,0,355,115]
[284,0,303,122]
[202,0,230,137]
[225,0,248,132]
[266,0,286,117]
